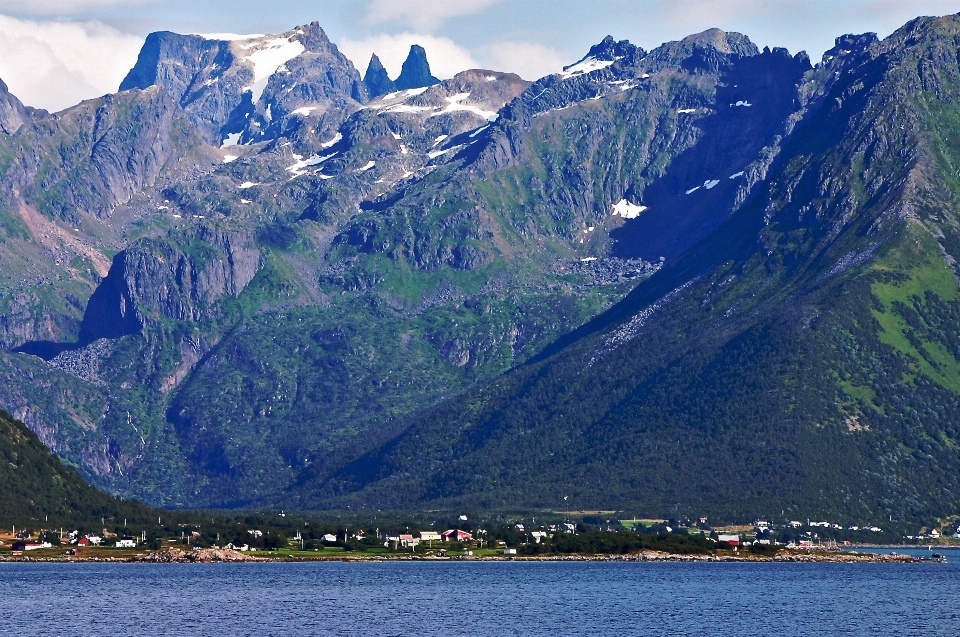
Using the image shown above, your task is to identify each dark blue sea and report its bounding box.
[2,556,959,635]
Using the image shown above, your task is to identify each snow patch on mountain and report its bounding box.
[382,104,432,114]
[195,33,265,41]
[428,144,465,160]
[428,92,499,121]
[241,37,306,103]
[611,199,646,219]
[320,133,342,149]
[288,153,337,177]
[560,56,617,79]
[221,132,242,148]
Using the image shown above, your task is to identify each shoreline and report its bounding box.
[0,547,946,565]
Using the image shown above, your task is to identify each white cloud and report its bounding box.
[365,0,503,30]
[0,14,144,111]
[338,32,480,80]
[482,41,568,81]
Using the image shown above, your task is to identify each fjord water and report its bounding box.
[2,561,959,635]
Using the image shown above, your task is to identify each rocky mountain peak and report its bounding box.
[364,53,397,98]
[643,28,759,74]
[582,35,645,62]
[0,77,28,135]
[118,24,365,145]
[395,44,441,90]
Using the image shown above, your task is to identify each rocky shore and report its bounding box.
[132,548,265,563]
[0,549,942,564]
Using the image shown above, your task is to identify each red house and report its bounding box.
[77,538,91,547]
[441,529,473,542]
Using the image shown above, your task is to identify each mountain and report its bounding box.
[394,45,441,90]
[120,23,365,146]
[0,408,157,527]
[363,54,397,98]
[285,17,960,523]
[2,15,960,524]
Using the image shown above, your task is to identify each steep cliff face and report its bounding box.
[0,78,29,135]
[81,227,260,341]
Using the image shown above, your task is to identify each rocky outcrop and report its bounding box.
[80,227,260,341]
[363,53,396,98]
[240,23,366,145]
[394,45,440,90]
[121,23,365,145]
[3,87,180,219]
[0,77,29,135]
[133,547,263,562]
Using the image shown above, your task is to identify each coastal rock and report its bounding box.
[134,547,263,562]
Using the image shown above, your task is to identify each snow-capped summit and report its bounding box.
[120,23,365,146]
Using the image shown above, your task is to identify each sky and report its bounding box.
[2,0,960,111]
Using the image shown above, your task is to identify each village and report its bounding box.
[1,514,958,559]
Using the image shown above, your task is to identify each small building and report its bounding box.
[504,548,517,555]
[321,534,338,543]
[398,534,418,548]
[85,535,102,546]
[77,538,91,547]
[530,531,548,544]
[419,531,442,542]
[12,541,49,551]
[441,529,473,542]
[115,536,136,548]
[717,534,740,547]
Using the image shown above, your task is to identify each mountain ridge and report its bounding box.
[1,15,960,523]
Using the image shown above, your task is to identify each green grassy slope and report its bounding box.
[0,408,158,527]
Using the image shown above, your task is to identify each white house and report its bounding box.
[419,531,442,542]
[530,531,548,543]
[115,537,136,548]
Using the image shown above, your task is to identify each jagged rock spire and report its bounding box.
[364,53,396,98]
[394,44,440,90]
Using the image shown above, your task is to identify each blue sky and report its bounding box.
[2,0,960,111]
